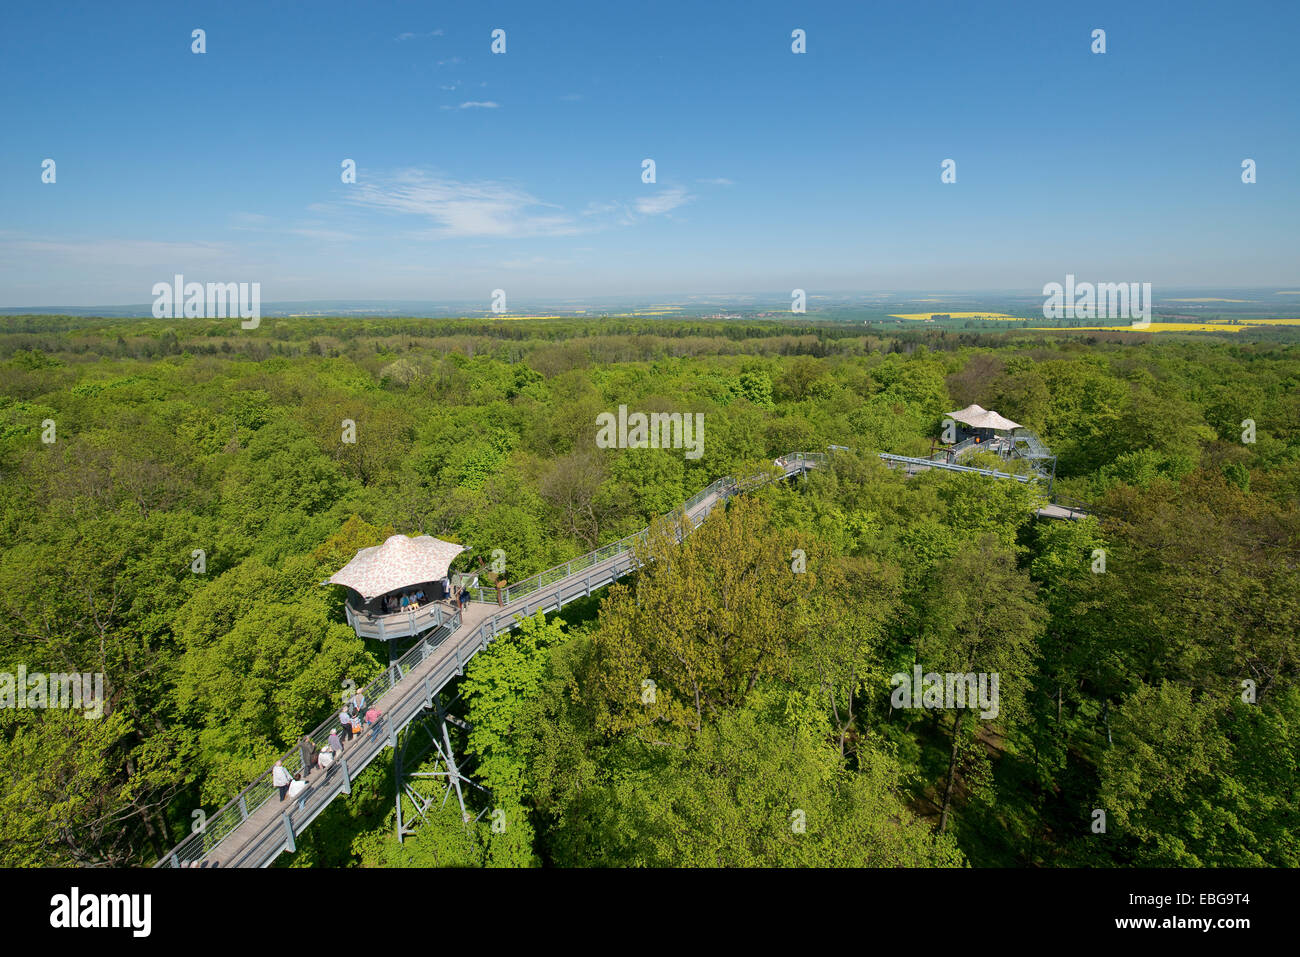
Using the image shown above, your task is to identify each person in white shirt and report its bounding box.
[318,746,335,770]
[272,760,292,802]
[287,773,308,810]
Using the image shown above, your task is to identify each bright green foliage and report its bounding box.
[545,689,962,867]
[1100,683,1300,866]
[3,315,1299,869]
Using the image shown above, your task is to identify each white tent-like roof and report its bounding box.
[329,535,465,600]
[949,403,1022,432]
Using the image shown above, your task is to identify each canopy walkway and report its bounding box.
[154,454,825,868]
[153,447,1088,868]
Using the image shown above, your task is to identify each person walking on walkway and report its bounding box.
[299,735,314,780]
[287,773,308,811]
[337,707,352,746]
[273,760,292,802]
[328,728,342,754]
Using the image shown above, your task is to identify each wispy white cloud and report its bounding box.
[229,212,270,229]
[634,186,693,216]
[225,213,354,243]
[345,169,581,239]
[443,100,498,110]
[286,227,356,242]
[500,255,576,269]
[699,177,734,186]
[396,30,444,41]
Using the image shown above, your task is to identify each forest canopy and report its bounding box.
[1,315,1297,868]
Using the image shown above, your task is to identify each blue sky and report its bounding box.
[1,0,1297,307]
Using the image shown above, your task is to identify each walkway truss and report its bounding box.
[155,448,1086,868]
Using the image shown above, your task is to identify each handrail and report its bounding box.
[468,456,824,606]
[932,435,981,461]
[878,453,1039,484]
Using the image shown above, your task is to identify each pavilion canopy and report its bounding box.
[329,535,465,600]
[948,403,1022,432]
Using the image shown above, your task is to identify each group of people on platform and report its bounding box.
[378,575,473,616]
[270,567,484,816]
[272,687,383,810]
[382,590,425,613]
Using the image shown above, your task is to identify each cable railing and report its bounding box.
[879,452,1040,484]
[466,455,824,606]
[932,435,981,461]
[1012,429,1054,460]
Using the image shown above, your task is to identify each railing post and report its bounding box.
[454,645,462,674]
[170,852,180,868]
[423,673,432,704]
[282,812,296,853]
[238,795,249,821]
[340,754,351,795]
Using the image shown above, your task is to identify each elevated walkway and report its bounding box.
[153,448,1090,867]
[155,454,823,868]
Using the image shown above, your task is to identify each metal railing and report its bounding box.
[468,454,824,606]
[879,453,1040,484]
[345,601,450,641]
[932,435,981,461]
[1012,429,1054,460]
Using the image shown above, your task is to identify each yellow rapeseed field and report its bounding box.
[1025,323,1245,333]
[889,312,1027,321]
